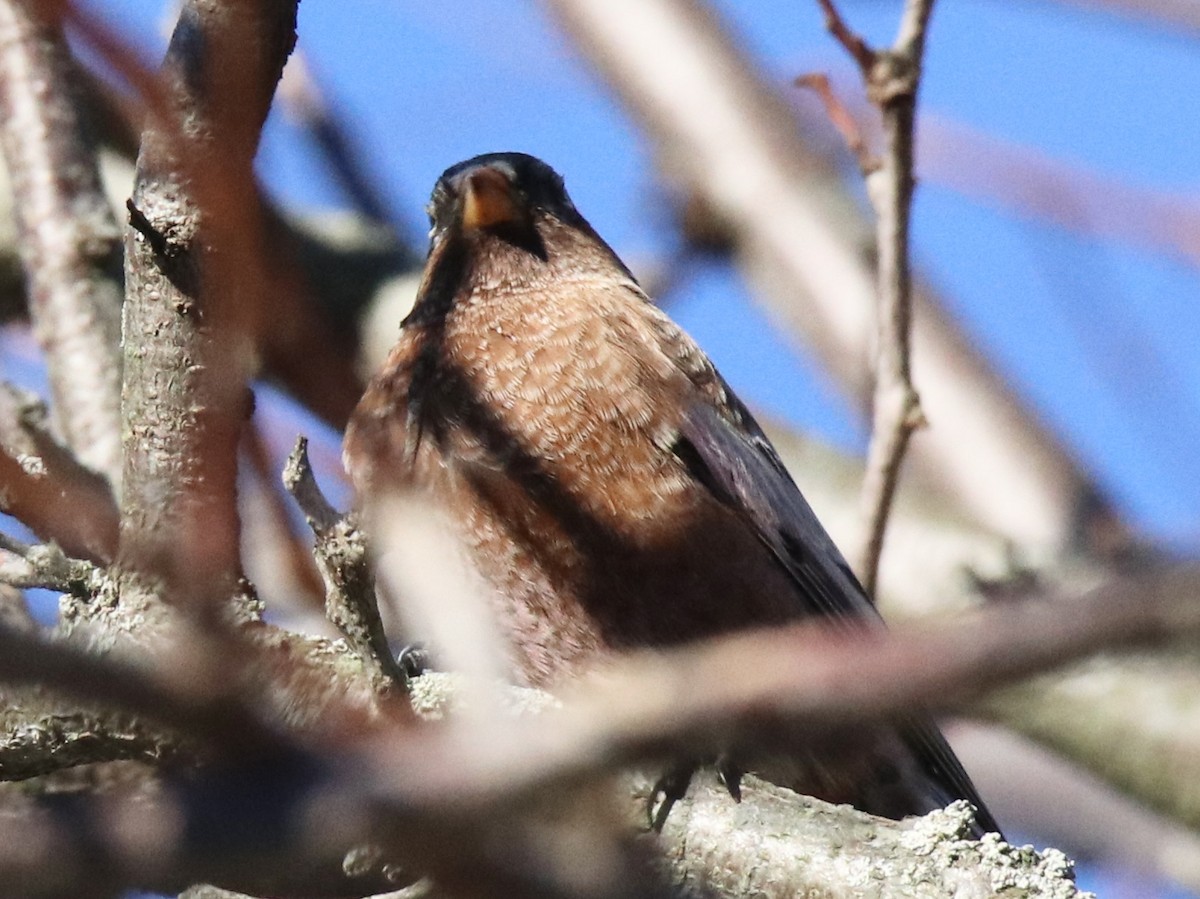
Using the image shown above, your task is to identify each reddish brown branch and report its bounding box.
[0,0,123,486]
[814,0,876,74]
[0,383,118,564]
[794,72,876,174]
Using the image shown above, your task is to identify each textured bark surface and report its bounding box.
[409,672,1091,899]
[119,0,299,601]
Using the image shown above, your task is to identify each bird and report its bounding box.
[344,151,1001,838]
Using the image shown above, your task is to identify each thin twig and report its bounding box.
[243,419,325,606]
[283,436,407,689]
[281,436,339,533]
[544,0,1106,552]
[0,539,98,593]
[814,0,876,74]
[794,72,876,174]
[0,0,124,488]
[814,0,937,597]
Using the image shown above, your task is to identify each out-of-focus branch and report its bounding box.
[793,73,873,172]
[812,0,936,595]
[949,719,1200,891]
[379,564,1200,811]
[282,436,406,689]
[0,531,98,592]
[277,52,394,229]
[542,0,1120,555]
[0,0,123,488]
[0,583,32,632]
[0,549,1181,897]
[1052,0,1200,34]
[920,114,1200,268]
[0,383,118,563]
[979,650,1200,835]
[241,418,325,615]
[0,702,181,780]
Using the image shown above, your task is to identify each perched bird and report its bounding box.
[345,152,1000,837]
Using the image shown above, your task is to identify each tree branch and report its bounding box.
[117,0,298,609]
[0,553,1184,896]
[812,0,937,595]
[282,436,407,689]
[0,382,119,563]
[542,0,1116,554]
[0,0,124,488]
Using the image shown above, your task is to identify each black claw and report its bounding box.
[649,763,696,832]
[716,756,743,802]
[397,642,430,678]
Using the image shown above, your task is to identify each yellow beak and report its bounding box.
[461,166,522,230]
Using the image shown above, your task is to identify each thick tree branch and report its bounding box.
[117,0,298,608]
[0,701,182,780]
[0,0,124,488]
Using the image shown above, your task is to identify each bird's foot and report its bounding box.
[715,755,744,802]
[397,642,431,679]
[649,763,695,832]
[648,756,743,832]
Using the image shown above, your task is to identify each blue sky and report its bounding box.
[21,1,1200,895]
[252,0,1200,546]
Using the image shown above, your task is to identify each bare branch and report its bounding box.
[0,382,119,563]
[0,704,183,780]
[0,556,1183,896]
[0,535,98,592]
[283,436,406,689]
[814,0,875,75]
[543,0,1114,553]
[0,0,124,487]
[370,564,1200,814]
[115,0,298,608]
[813,0,937,595]
[282,436,339,533]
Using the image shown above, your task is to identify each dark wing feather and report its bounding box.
[673,391,1002,838]
[673,392,874,625]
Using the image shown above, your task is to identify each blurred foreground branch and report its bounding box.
[0,0,124,487]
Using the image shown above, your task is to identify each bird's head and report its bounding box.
[429,152,580,250]
[406,153,632,326]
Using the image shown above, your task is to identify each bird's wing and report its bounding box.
[671,386,876,625]
[671,385,1001,837]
